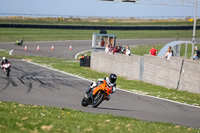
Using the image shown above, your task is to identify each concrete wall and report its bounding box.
[143,55,183,89]
[91,52,200,94]
[91,52,142,80]
[178,60,200,93]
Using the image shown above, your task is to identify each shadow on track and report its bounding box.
[97,107,135,112]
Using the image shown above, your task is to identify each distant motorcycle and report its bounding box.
[15,39,23,46]
[2,63,11,76]
[81,80,112,108]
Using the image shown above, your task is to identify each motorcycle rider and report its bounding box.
[1,57,10,69]
[86,73,117,101]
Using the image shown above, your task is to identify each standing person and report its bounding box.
[109,44,114,53]
[105,44,109,53]
[113,46,119,54]
[192,46,200,60]
[125,45,131,56]
[149,46,157,56]
[163,46,172,59]
[101,39,105,47]
[120,45,126,54]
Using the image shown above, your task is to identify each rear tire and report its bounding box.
[81,98,88,107]
[92,92,104,108]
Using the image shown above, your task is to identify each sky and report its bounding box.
[0,0,199,18]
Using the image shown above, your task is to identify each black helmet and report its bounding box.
[109,73,117,84]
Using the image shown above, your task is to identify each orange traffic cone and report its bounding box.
[24,46,27,51]
[51,45,54,50]
[37,46,39,51]
[69,45,72,50]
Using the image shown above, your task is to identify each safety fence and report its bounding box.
[91,52,200,94]
[0,23,199,30]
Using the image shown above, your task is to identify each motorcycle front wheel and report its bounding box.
[81,98,89,107]
[6,68,10,77]
[92,92,104,108]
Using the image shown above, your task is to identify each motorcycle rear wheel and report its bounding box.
[92,92,104,108]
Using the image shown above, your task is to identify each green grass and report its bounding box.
[1,101,199,133]
[1,18,200,26]
[0,28,199,42]
[0,50,200,106]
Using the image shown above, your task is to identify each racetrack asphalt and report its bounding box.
[0,38,199,59]
[0,39,200,128]
[0,59,200,128]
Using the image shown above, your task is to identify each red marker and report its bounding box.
[37,46,39,51]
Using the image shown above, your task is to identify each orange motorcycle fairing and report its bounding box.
[92,80,112,98]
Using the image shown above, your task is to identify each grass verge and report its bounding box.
[1,101,199,133]
[0,28,199,42]
[1,19,200,26]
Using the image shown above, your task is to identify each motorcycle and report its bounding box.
[2,63,11,76]
[15,39,23,46]
[81,80,112,108]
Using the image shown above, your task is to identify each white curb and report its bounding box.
[9,49,14,55]
[74,49,91,60]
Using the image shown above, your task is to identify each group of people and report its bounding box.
[149,46,174,59]
[149,45,200,60]
[105,44,131,56]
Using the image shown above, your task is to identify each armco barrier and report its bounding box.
[91,52,200,94]
[178,60,200,93]
[0,23,199,30]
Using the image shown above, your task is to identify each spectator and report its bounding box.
[109,44,114,53]
[101,39,105,47]
[192,46,200,60]
[113,46,119,54]
[163,46,172,59]
[125,45,131,56]
[149,46,157,56]
[105,44,109,53]
[117,46,121,53]
[120,45,126,54]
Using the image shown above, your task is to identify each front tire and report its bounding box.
[92,92,104,108]
[81,98,88,107]
[6,69,10,77]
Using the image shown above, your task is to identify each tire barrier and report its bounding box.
[0,23,199,30]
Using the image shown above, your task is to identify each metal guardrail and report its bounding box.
[0,23,199,30]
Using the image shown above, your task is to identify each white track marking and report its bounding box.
[9,49,14,55]
[74,49,91,60]
[22,59,200,109]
